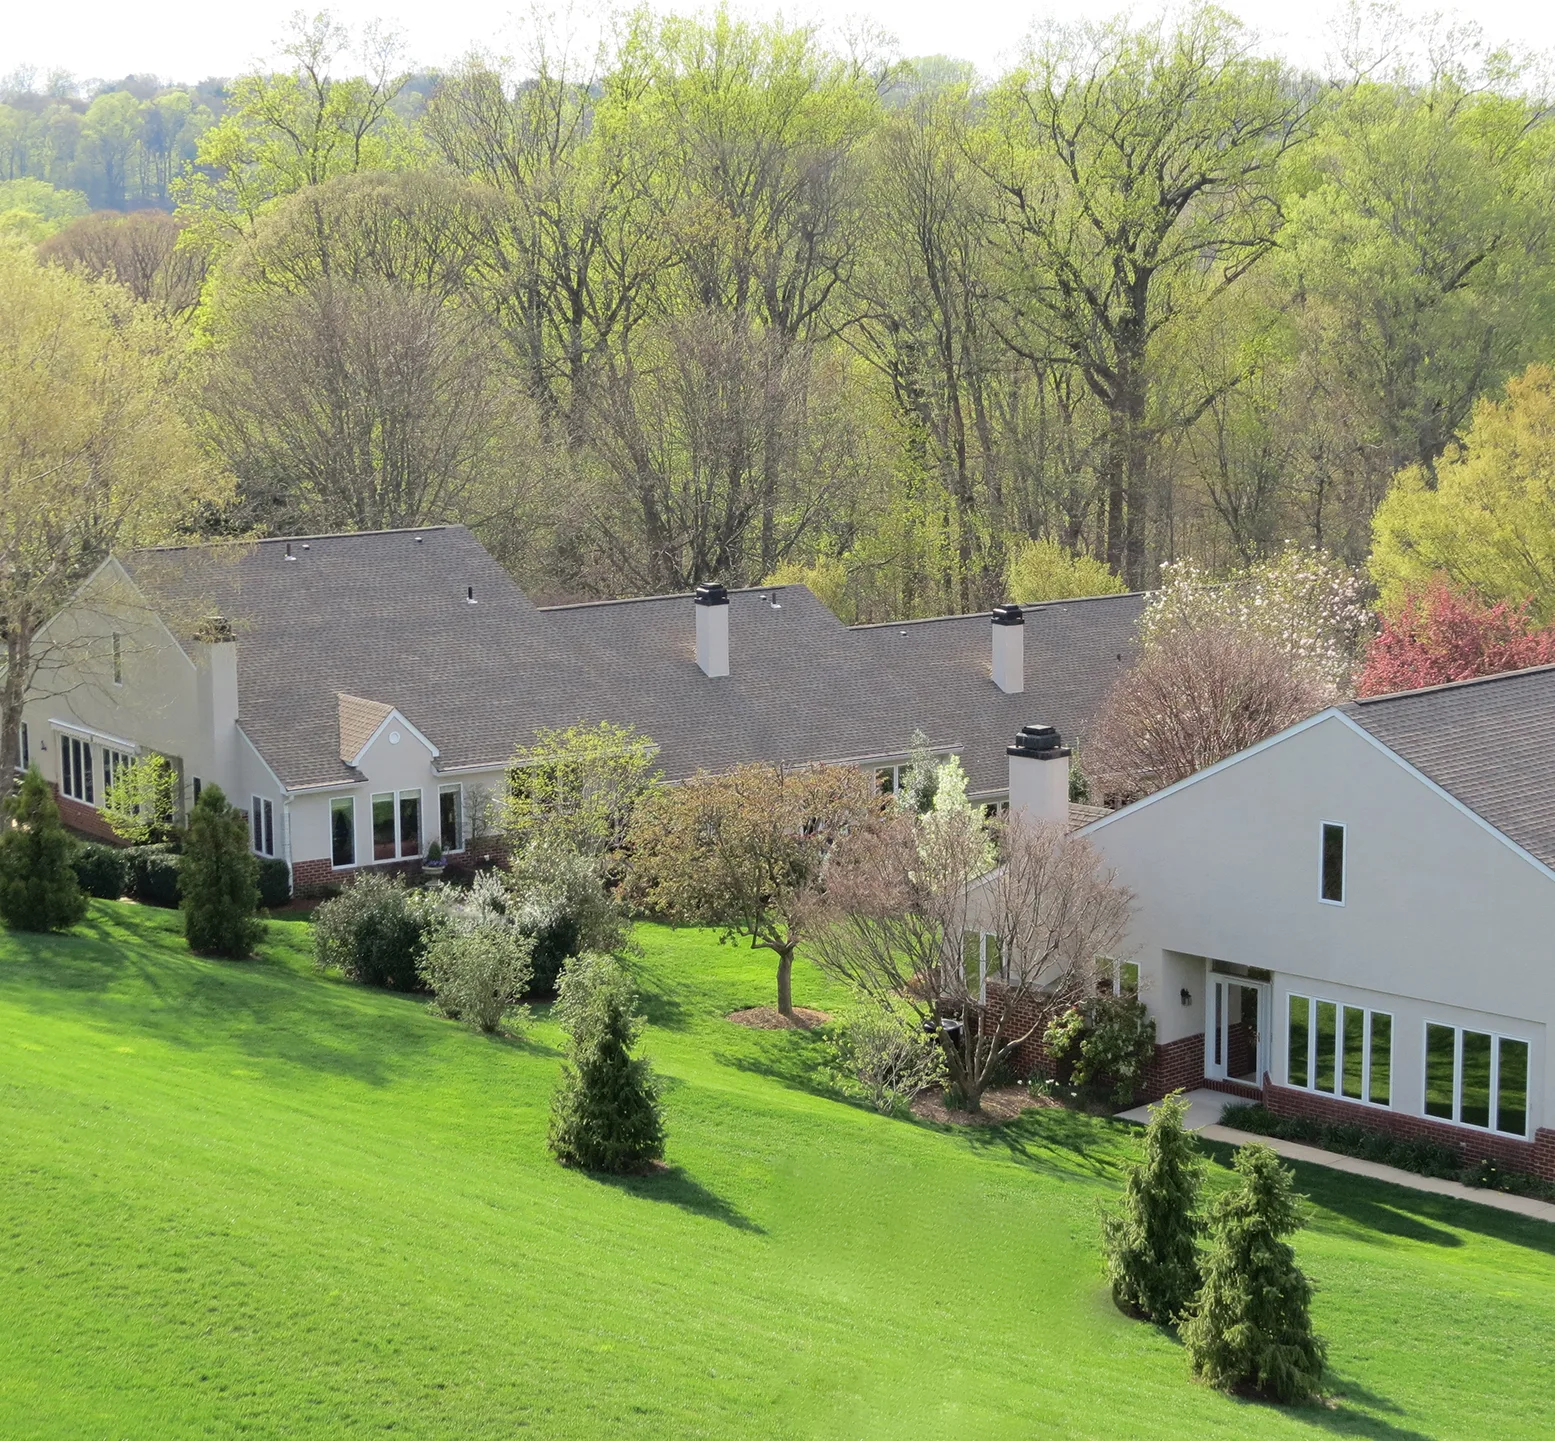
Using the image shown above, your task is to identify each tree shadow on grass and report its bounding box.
[0,905,447,1087]
[590,1164,765,1234]
[1197,1138,1555,1257]
[956,1105,1135,1184]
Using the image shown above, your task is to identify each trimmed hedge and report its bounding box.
[124,846,182,908]
[74,843,129,900]
[256,857,291,910]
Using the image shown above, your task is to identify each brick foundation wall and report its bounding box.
[1136,1032,1206,1103]
[55,790,123,844]
[1264,1078,1555,1183]
[291,846,498,898]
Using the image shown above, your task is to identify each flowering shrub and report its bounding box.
[1141,548,1371,694]
[1044,994,1157,1105]
[1357,577,1555,696]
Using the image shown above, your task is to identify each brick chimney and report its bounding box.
[695,584,730,677]
[1007,724,1070,826]
[991,604,1024,693]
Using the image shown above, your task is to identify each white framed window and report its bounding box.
[1424,1022,1530,1137]
[103,748,133,796]
[59,733,94,804]
[398,790,422,858]
[251,796,275,857]
[438,784,464,853]
[961,931,1004,994]
[330,796,357,868]
[18,723,27,771]
[1319,822,1345,904]
[1098,958,1140,997]
[369,789,423,861]
[1287,994,1391,1107]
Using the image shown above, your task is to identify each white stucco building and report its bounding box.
[1073,671,1555,1182]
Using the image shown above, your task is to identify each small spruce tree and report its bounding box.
[1181,1143,1327,1404]
[0,767,88,933]
[1102,1090,1203,1322]
[548,973,665,1173]
[181,784,264,958]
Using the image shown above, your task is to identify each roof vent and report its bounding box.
[694,583,729,677]
[1007,723,1068,759]
[466,586,477,605]
[991,604,1025,694]
[285,541,296,561]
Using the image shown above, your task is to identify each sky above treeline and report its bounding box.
[4,0,1554,86]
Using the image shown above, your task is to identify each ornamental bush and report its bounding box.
[418,873,535,1033]
[1102,1091,1203,1323]
[549,965,664,1173]
[511,839,626,992]
[0,768,87,933]
[1043,993,1157,1105]
[74,841,128,900]
[312,873,430,990]
[822,1008,946,1115]
[255,857,291,910]
[1181,1144,1327,1404]
[181,784,264,959]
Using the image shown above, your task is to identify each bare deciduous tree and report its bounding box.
[809,811,1132,1111]
[38,209,208,316]
[1085,624,1327,799]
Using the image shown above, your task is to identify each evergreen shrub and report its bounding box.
[255,857,291,910]
[124,846,182,908]
[1181,1144,1327,1404]
[0,768,88,932]
[549,962,664,1173]
[1102,1090,1203,1323]
[312,874,430,990]
[181,785,264,958]
[74,842,128,899]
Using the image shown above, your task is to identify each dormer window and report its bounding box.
[1320,822,1345,904]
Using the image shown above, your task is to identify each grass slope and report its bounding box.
[2,903,1553,1439]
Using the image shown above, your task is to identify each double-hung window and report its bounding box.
[370,790,424,861]
[1287,994,1391,1106]
[1424,1023,1530,1137]
[438,784,464,853]
[251,796,275,857]
[59,734,94,804]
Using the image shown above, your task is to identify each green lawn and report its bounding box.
[2,904,1552,1439]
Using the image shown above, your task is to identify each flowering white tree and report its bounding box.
[1140,547,1371,694]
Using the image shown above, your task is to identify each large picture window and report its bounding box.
[1287,994,1391,1107]
[59,734,94,804]
[331,797,356,868]
[370,789,424,862]
[1423,1023,1529,1137]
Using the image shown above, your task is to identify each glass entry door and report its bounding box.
[1206,977,1269,1086]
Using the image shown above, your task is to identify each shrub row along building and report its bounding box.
[22,524,1554,1181]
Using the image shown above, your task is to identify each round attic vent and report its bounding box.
[389,730,402,745]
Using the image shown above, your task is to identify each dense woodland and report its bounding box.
[6,4,1555,621]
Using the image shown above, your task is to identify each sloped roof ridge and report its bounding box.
[132,524,455,556]
[849,589,1149,631]
[538,581,805,613]
[1347,661,1555,707]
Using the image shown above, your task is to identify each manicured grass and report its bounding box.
[2,904,1553,1439]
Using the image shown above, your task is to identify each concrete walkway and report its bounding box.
[1117,1088,1555,1225]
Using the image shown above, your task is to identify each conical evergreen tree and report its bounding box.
[0,767,88,933]
[181,785,264,958]
[548,978,665,1173]
[1102,1089,1203,1322]
[1181,1143,1327,1404]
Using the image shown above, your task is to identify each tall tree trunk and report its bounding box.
[1,625,30,793]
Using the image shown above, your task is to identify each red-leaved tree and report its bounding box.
[1356,578,1555,697]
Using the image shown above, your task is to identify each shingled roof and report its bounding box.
[1343,665,1555,869]
[121,525,1145,794]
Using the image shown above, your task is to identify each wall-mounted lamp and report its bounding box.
[1180,987,1193,1006]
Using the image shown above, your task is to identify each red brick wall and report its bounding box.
[1137,1032,1206,1103]
[55,790,122,844]
[1264,1078,1555,1183]
[291,849,493,898]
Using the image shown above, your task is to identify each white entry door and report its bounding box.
[1206,976,1270,1086]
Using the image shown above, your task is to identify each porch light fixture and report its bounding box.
[1180,987,1192,1006]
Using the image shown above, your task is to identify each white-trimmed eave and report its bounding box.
[48,718,141,752]
[347,708,441,769]
[1075,705,1555,889]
